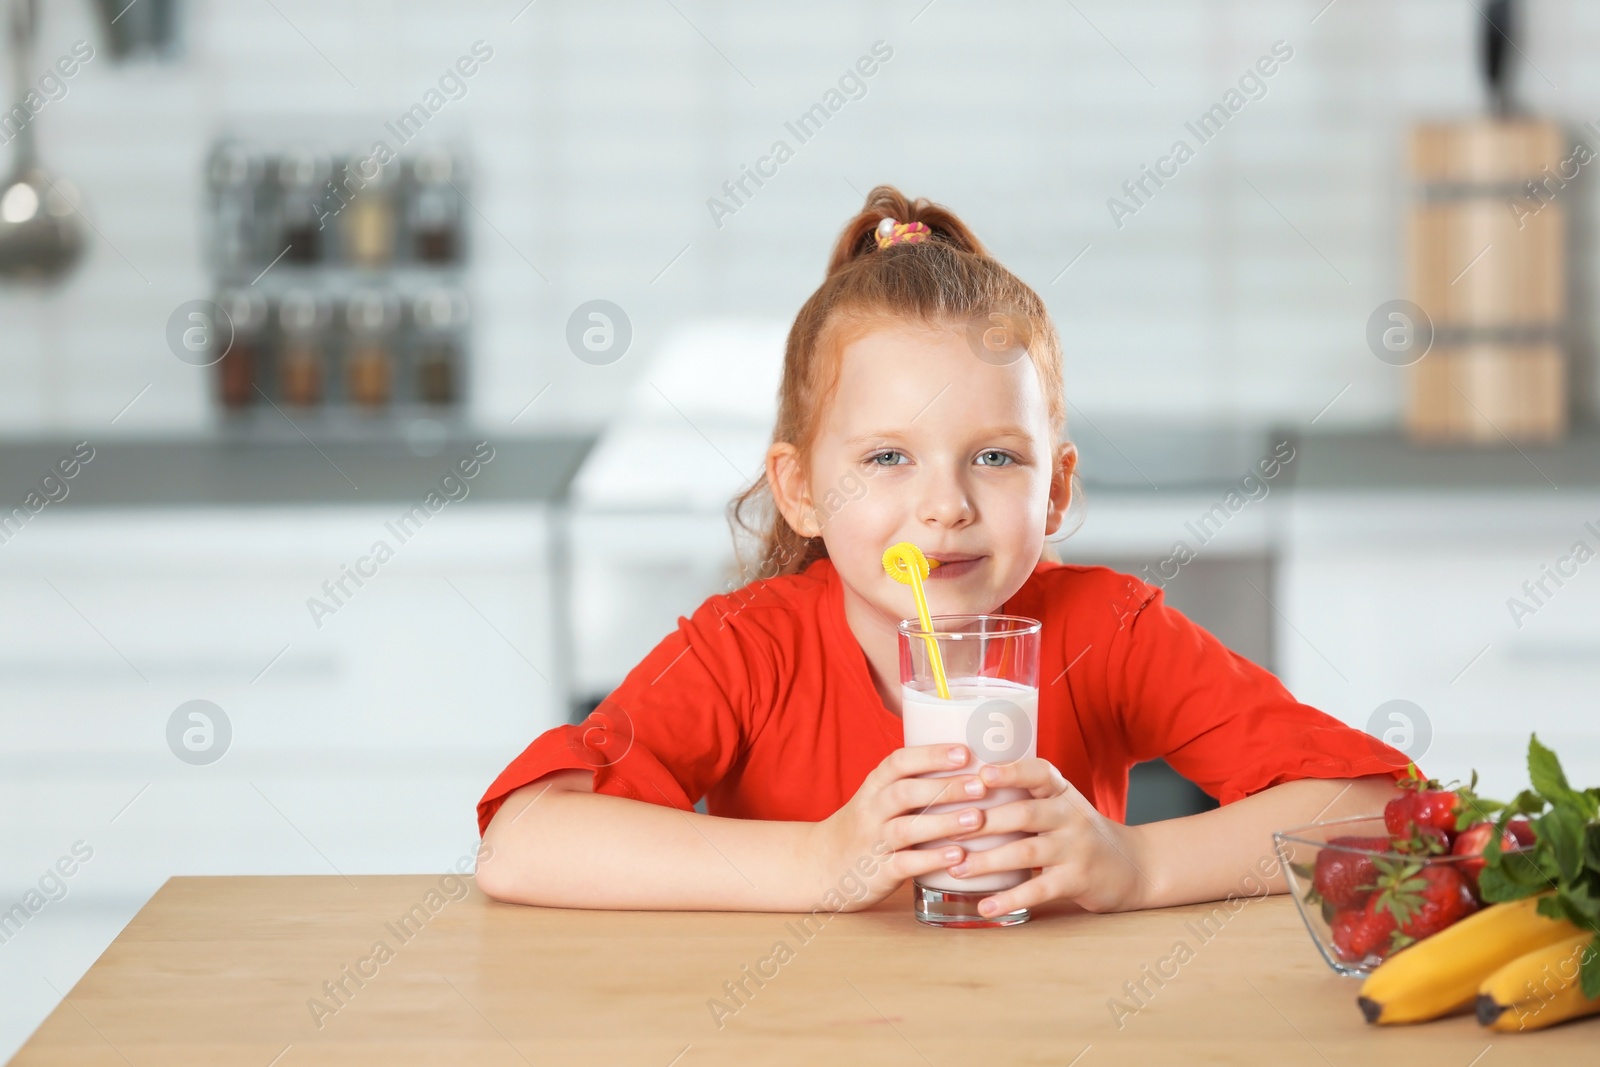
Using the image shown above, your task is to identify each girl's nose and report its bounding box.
[918,474,974,529]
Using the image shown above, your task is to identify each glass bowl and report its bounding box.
[1272,814,1524,977]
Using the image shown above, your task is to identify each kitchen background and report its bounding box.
[3,0,1600,1058]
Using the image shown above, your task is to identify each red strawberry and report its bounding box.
[1330,909,1365,962]
[1371,861,1478,950]
[1450,821,1524,893]
[1312,836,1389,909]
[1410,791,1461,841]
[1331,900,1397,964]
[1382,793,1415,838]
[1383,774,1460,853]
[1507,818,1535,847]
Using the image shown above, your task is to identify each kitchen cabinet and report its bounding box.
[0,504,558,903]
[1277,491,1600,799]
[0,437,590,1062]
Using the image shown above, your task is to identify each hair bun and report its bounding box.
[825,185,988,275]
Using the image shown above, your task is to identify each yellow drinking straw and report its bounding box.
[882,542,951,700]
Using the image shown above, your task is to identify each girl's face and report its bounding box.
[771,321,1074,630]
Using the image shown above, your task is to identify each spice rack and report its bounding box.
[203,138,470,437]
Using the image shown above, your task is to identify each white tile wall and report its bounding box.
[2,0,1599,433]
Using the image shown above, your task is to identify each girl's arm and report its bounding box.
[1127,773,1404,909]
[933,763,1406,916]
[475,771,822,911]
[476,744,1002,913]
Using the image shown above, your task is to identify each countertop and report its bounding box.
[3,427,1598,511]
[1284,428,1600,492]
[11,875,1595,1064]
[1075,424,1600,493]
[0,435,594,508]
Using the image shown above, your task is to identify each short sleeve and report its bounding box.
[1108,579,1415,805]
[476,595,769,835]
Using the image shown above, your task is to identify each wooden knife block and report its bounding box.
[1407,120,1568,443]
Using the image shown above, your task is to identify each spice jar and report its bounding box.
[208,143,263,273]
[277,149,331,266]
[215,289,268,410]
[412,288,468,405]
[345,289,398,410]
[409,151,463,264]
[342,152,398,269]
[277,290,330,406]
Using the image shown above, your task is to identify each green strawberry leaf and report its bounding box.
[1392,824,1448,856]
[1456,772,1508,830]
[1372,860,1428,926]
[1289,861,1314,881]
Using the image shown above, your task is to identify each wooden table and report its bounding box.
[12,875,1597,1065]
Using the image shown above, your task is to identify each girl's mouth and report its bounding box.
[926,556,983,580]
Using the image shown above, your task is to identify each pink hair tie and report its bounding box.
[875,217,930,249]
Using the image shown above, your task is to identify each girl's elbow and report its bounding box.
[471,844,517,902]
[474,817,535,904]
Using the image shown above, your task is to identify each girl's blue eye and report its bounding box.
[975,450,1015,467]
[869,450,907,466]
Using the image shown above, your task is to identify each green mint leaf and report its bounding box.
[1478,867,1537,902]
[1507,789,1547,817]
[1529,734,1579,808]
[1557,883,1600,929]
[1484,824,1506,864]
[1540,806,1586,884]
[1582,935,1600,1001]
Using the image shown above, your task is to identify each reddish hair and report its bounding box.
[732,185,1067,579]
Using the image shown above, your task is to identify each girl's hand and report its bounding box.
[809,744,992,912]
[944,757,1153,917]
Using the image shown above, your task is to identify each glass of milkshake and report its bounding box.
[898,614,1041,928]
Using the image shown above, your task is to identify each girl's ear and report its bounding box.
[1043,442,1077,536]
[767,442,821,538]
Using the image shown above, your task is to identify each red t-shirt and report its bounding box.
[477,560,1413,834]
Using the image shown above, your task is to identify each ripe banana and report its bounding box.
[1358,894,1580,1025]
[1476,933,1600,1032]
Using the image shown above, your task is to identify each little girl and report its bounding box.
[475,186,1412,919]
